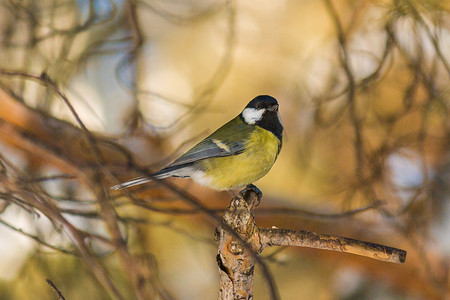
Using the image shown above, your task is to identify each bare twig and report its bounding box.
[0,219,78,255]
[46,279,66,300]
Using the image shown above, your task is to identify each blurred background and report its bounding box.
[0,0,449,299]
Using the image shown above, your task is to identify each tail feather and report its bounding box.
[111,177,152,190]
[111,164,193,190]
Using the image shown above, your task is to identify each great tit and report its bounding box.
[112,95,283,192]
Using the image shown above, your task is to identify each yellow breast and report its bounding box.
[197,127,281,190]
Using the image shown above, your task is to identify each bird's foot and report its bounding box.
[239,184,262,207]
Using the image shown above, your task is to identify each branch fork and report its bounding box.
[216,186,407,300]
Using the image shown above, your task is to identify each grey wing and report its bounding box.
[146,138,245,179]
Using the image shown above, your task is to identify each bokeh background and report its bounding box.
[0,0,449,299]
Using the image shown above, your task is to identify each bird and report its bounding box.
[112,95,283,196]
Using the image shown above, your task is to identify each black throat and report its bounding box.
[254,110,283,142]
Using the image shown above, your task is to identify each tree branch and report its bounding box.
[259,228,406,264]
[216,188,407,299]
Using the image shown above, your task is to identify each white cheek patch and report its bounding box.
[242,108,265,124]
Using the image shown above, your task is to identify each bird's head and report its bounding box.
[241,95,283,140]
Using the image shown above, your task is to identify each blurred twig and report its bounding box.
[46,279,66,300]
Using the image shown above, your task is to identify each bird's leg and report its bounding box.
[239,184,262,206]
[227,189,236,198]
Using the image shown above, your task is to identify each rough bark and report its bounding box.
[216,191,261,300]
[216,188,407,299]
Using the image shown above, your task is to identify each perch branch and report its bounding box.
[216,188,407,300]
[259,228,406,264]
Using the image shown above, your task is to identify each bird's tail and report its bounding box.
[111,164,191,190]
[111,177,153,190]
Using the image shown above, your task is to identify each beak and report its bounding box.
[267,104,279,112]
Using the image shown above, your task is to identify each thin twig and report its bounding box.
[0,218,78,255]
[46,279,66,300]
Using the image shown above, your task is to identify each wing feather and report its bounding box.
[168,139,244,167]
